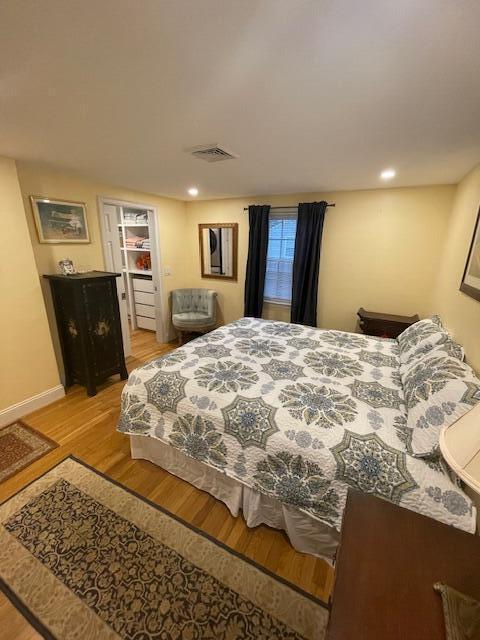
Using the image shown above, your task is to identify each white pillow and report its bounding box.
[402,353,480,457]
[399,337,465,375]
[397,318,449,366]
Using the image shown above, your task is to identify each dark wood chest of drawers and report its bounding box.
[357,307,419,338]
[327,490,480,640]
[44,271,128,396]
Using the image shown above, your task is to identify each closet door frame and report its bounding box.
[97,199,131,357]
[98,196,166,345]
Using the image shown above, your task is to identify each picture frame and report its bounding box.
[58,258,76,275]
[198,223,238,281]
[460,206,480,302]
[30,196,90,244]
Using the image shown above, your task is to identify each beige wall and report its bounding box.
[185,185,455,330]
[0,157,61,411]
[16,163,188,357]
[11,158,480,392]
[17,162,187,291]
[430,164,480,372]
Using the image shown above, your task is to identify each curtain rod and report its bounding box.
[243,203,335,211]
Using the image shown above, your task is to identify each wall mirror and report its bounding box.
[199,223,238,280]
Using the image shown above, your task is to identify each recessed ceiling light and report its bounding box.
[380,168,396,180]
[188,187,199,197]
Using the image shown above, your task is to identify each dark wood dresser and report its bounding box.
[357,307,419,338]
[327,490,480,640]
[44,271,128,396]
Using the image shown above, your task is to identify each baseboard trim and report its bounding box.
[0,385,65,427]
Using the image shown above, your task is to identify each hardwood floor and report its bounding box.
[0,328,334,638]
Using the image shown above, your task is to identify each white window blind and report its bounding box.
[264,214,297,304]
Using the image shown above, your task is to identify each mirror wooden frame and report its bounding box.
[199,222,238,281]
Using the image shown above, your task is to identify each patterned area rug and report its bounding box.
[0,457,328,639]
[0,422,57,483]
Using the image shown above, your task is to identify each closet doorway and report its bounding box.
[98,197,165,358]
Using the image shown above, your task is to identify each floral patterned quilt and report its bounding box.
[118,318,476,534]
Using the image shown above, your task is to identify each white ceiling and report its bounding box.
[1,0,479,200]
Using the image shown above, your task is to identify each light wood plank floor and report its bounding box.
[0,328,334,638]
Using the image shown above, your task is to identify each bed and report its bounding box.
[118,317,478,559]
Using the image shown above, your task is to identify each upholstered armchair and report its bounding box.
[171,288,217,344]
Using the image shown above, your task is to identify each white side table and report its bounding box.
[440,403,480,495]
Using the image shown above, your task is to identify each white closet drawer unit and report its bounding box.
[137,315,156,331]
[132,277,154,293]
[135,303,155,319]
[134,290,154,306]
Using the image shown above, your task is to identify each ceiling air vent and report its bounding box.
[186,144,238,163]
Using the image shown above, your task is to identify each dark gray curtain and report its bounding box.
[291,201,327,326]
[244,205,270,317]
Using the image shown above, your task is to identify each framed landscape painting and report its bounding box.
[30,196,90,243]
[460,206,480,302]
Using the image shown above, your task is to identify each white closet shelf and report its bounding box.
[117,223,149,227]
[123,268,153,276]
[122,247,151,252]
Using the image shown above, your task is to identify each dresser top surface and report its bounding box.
[328,489,480,640]
[357,307,419,323]
[43,270,120,281]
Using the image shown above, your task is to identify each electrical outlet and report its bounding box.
[164,266,172,276]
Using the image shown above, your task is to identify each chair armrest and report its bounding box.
[206,291,217,321]
[171,290,183,315]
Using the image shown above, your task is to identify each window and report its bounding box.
[264,214,297,304]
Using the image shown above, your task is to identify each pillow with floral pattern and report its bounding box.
[429,314,444,329]
[402,353,480,457]
[397,318,449,366]
[399,337,465,375]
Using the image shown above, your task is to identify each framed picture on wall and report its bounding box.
[460,206,480,302]
[30,196,90,243]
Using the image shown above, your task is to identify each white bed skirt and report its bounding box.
[130,435,339,560]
